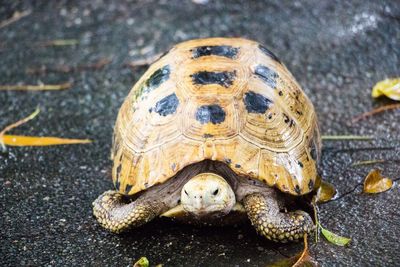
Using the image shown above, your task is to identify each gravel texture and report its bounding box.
[1,1,399,266]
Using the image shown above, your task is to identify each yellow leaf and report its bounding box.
[0,108,91,149]
[2,135,91,146]
[133,257,149,267]
[363,169,393,194]
[314,180,337,203]
[320,226,351,246]
[371,78,400,101]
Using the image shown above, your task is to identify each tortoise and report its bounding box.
[93,37,321,242]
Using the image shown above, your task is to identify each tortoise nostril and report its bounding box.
[212,189,219,196]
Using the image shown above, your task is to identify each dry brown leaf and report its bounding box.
[363,169,393,194]
[267,234,318,267]
[371,78,400,100]
[314,181,337,203]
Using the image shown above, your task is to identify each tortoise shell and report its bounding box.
[112,37,321,196]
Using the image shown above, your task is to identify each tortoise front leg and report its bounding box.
[243,193,314,243]
[92,190,163,233]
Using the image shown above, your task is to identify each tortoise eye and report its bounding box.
[184,190,189,196]
[212,189,219,196]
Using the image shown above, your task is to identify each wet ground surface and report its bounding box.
[1,1,399,266]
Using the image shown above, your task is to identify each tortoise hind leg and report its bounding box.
[243,193,314,243]
[93,190,163,233]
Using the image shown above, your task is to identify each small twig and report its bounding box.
[26,58,111,75]
[125,53,163,69]
[36,39,79,47]
[0,82,71,91]
[351,160,386,167]
[321,135,374,141]
[0,10,32,29]
[352,103,400,123]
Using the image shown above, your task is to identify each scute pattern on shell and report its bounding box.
[112,38,321,196]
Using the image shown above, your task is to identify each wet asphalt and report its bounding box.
[1,1,399,266]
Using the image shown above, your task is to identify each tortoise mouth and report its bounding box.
[182,204,230,217]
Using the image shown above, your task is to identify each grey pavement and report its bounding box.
[1,1,399,266]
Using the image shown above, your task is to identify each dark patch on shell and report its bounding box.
[195,105,226,124]
[115,180,120,191]
[192,45,239,59]
[258,44,281,63]
[116,164,122,179]
[244,91,272,114]
[308,179,314,191]
[171,163,177,171]
[125,184,133,194]
[294,185,301,195]
[283,113,290,123]
[203,133,214,138]
[146,65,170,88]
[224,158,232,164]
[254,65,278,89]
[149,93,179,116]
[298,161,303,168]
[235,164,241,168]
[191,71,236,87]
[133,65,170,102]
[310,142,318,160]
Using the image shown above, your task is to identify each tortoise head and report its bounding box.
[180,173,236,218]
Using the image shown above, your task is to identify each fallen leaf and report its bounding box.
[371,78,400,100]
[320,225,351,246]
[0,10,31,29]
[267,255,298,267]
[2,135,91,146]
[351,160,385,167]
[363,169,393,194]
[133,257,149,267]
[0,82,71,91]
[292,234,318,267]
[267,234,318,267]
[37,39,79,47]
[314,181,337,203]
[321,135,373,141]
[0,108,91,149]
[0,108,40,150]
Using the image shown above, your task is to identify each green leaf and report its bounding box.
[320,225,351,246]
[133,257,149,267]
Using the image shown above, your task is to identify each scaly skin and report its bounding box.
[92,190,163,233]
[243,193,314,243]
